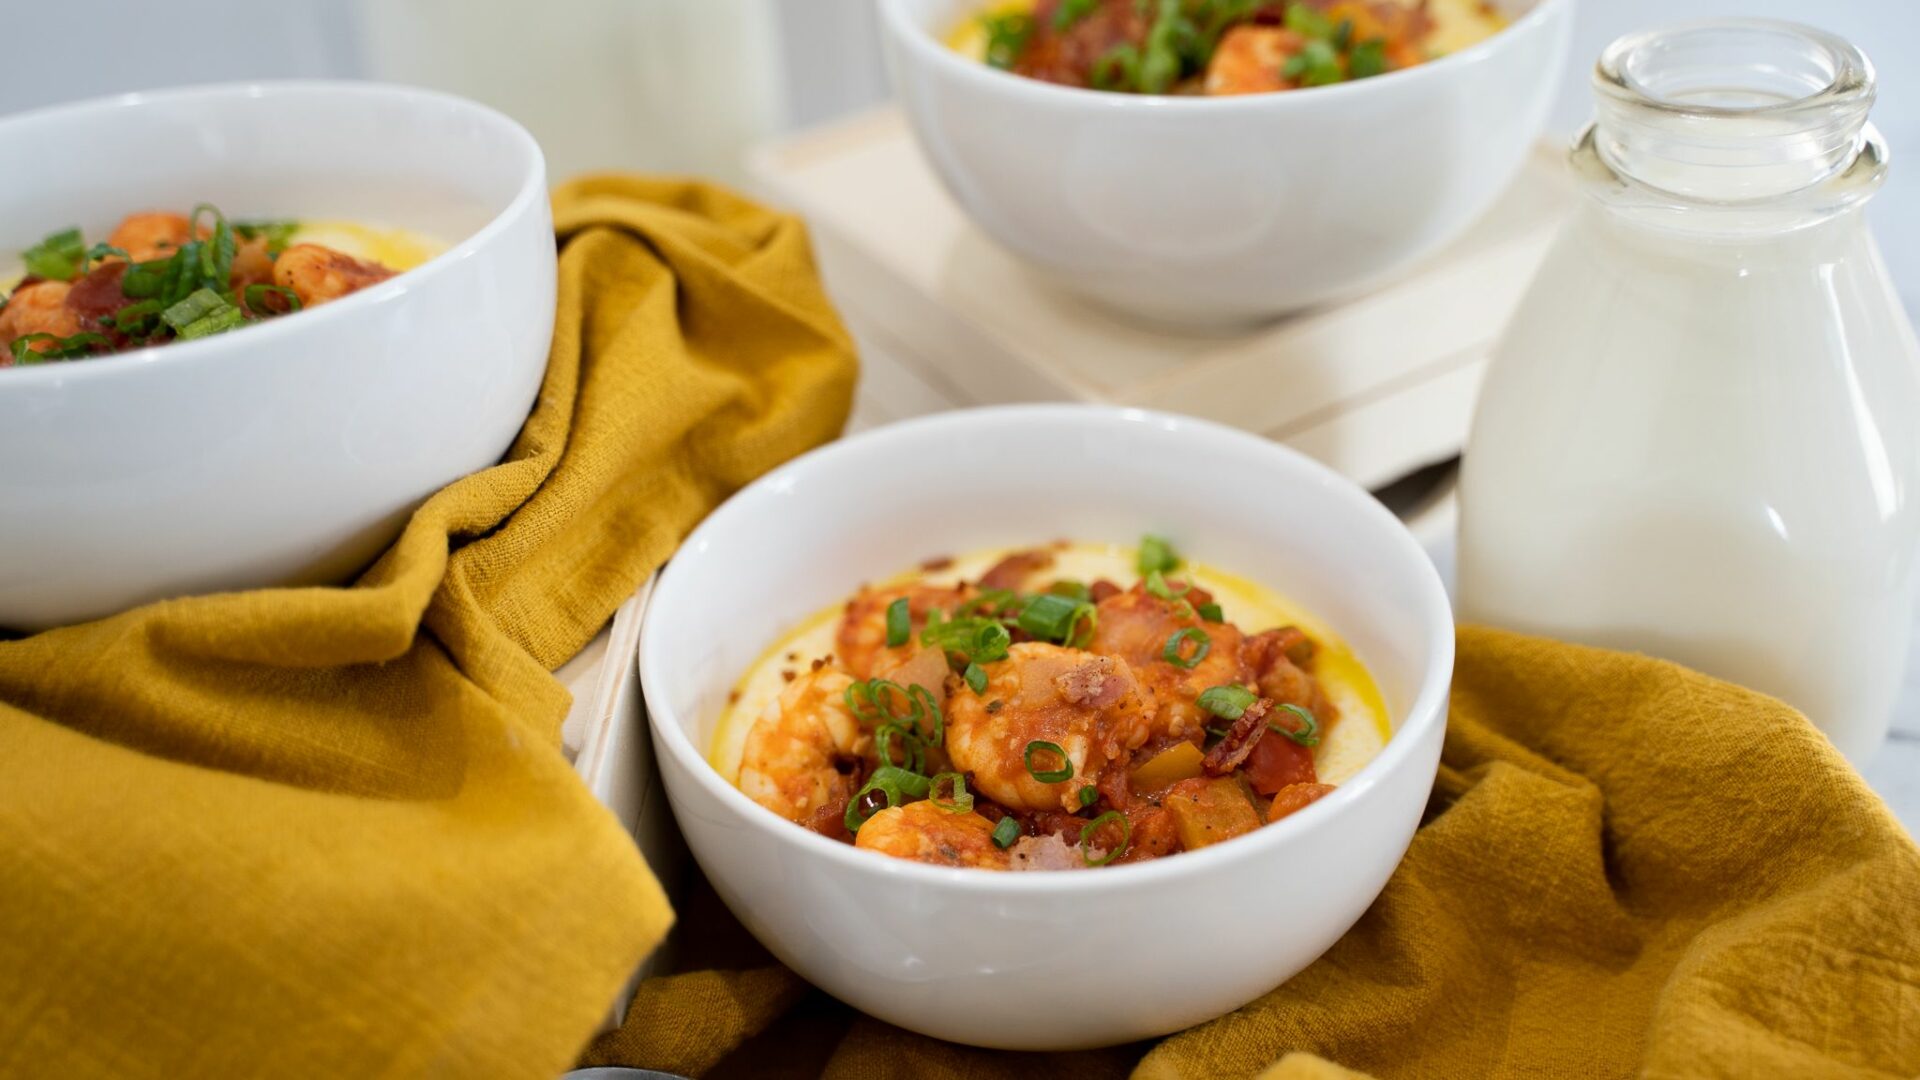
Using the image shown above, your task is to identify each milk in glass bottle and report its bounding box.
[1458,20,1920,763]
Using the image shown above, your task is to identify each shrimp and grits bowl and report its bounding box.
[0,82,554,631]
[641,405,1454,1049]
[880,0,1575,326]
[718,535,1389,870]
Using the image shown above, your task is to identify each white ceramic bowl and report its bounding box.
[0,82,555,631]
[880,0,1574,327]
[641,405,1453,1050]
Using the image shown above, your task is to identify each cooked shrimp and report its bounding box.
[837,581,973,680]
[1204,25,1305,96]
[106,212,200,262]
[854,801,1011,870]
[228,235,277,295]
[272,243,396,308]
[1088,585,1248,740]
[0,282,81,360]
[738,668,871,825]
[945,642,1158,812]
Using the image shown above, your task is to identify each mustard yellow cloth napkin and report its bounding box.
[0,176,856,1078]
[589,626,1920,1079]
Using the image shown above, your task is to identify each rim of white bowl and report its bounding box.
[880,0,1572,111]
[0,80,547,388]
[641,404,1456,894]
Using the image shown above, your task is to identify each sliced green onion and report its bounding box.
[992,815,1021,849]
[1348,38,1388,79]
[848,678,945,745]
[1048,580,1092,604]
[1284,1,1336,40]
[930,772,975,813]
[844,679,884,723]
[178,305,245,340]
[103,299,164,335]
[1144,571,1196,620]
[956,588,1021,619]
[1024,740,1073,784]
[964,662,988,695]
[1137,0,1185,94]
[190,204,236,288]
[162,287,228,332]
[21,227,86,282]
[875,722,927,773]
[1053,0,1096,30]
[1284,38,1345,86]
[1080,810,1131,866]
[242,283,302,316]
[10,331,110,365]
[234,220,300,255]
[1078,785,1098,808]
[885,597,911,648]
[843,765,933,833]
[921,615,1012,665]
[1163,627,1211,669]
[84,243,131,269]
[119,258,170,299]
[981,11,1034,70]
[1137,534,1180,576]
[1197,684,1258,720]
[1197,602,1224,623]
[1090,43,1142,92]
[1016,593,1097,646]
[1269,703,1321,747]
[907,684,943,744]
[1063,602,1098,649]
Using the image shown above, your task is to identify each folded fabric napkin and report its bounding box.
[0,176,856,1078]
[587,626,1920,1079]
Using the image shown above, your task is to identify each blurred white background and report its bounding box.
[2,1,1912,314]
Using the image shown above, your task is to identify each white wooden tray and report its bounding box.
[746,107,1576,491]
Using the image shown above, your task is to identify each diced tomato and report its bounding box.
[1242,730,1317,796]
[1266,782,1336,824]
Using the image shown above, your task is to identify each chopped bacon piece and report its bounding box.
[978,549,1056,592]
[1014,0,1151,88]
[1202,697,1273,776]
[63,262,129,334]
[1055,655,1129,708]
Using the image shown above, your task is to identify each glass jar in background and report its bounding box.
[1458,20,1920,763]
[354,0,785,184]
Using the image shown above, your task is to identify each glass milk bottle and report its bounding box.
[1458,20,1920,763]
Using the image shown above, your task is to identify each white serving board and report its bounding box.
[746,107,1576,491]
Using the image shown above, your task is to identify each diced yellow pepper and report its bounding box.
[1163,777,1262,851]
[1129,741,1205,794]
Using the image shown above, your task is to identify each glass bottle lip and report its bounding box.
[1595,18,1873,125]
[1584,18,1882,216]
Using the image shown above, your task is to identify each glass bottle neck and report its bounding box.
[1573,19,1886,237]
